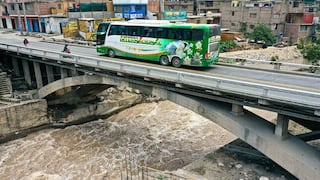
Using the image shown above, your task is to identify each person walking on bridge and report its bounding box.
[23,38,29,46]
[62,44,70,53]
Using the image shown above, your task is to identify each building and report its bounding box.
[147,0,160,19]
[0,0,57,33]
[67,0,114,19]
[161,0,194,21]
[285,0,320,43]
[196,0,223,24]
[113,0,148,19]
[197,0,320,43]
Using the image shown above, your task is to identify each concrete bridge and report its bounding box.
[0,43,319,179]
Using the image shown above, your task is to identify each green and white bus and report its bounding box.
[96,20,221,68]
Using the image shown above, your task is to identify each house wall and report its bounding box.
[0,18,13,29]
[43,17,66,34]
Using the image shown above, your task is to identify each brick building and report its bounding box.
[0,0,65,33]
[197,0,320,43]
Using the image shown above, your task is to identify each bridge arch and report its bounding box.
[36,75,123,99]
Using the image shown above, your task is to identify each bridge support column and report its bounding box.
[22,60,32,86]
[71,70,79,76]
[46,65,54,83]
[232,104,244,116]
[275,114,289,139]
[11,57,21,77]
[33,62,43,88]
[60,68,68,78]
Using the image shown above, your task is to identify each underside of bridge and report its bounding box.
[45,84,111,105]
[36,75,118,105]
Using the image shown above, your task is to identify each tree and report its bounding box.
[247,25,276,46]
[297,38,320,65]
[219,41,236,53]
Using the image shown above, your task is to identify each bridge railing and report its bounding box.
[0,43,319,112]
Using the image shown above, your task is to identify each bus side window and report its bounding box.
[128,26,140,36]
[192,29,204,41]
[167,29,175,39]
[183,29,192,41]
[155,28,165,38]
[176,29,183,40]
[109,25,117,35]
[143,27,154,37]
[120,26,126,35]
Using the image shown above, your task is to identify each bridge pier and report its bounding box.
[231,104,244,116]
[60,68,68,78]
[275,114,289,139]
[33,62,43,88]
[71,69,79,76]
[22,60,32,86]
[11,57,21,77]
[46,65,54,83]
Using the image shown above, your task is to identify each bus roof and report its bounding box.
[108,20,220,28]
[128,19,171,24]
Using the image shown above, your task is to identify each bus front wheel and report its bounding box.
[171,57,182,68]
[159,55,169,66]
[108,49,115,58]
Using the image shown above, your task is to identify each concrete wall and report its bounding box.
[0,99,49,137]
[68,11,114,19]
[43,17,66,34]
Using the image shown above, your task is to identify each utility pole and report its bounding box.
[37,0,42,33]
[15,2,23,35]
[159,0,164,20]
[197,0,200,15]
[22,0,29,35]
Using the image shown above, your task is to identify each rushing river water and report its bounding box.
[0,101,231,179]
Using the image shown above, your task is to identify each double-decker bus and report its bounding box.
[96,20,220,68]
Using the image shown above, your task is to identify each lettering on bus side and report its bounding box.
[120,36,161,45]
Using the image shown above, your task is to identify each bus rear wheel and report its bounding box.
[159,55,169,66]
[108,49,115,58]
[171,57,182,68]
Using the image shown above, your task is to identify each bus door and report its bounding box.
[96,23,110,46]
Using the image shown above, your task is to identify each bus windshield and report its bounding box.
[96,23,110,45]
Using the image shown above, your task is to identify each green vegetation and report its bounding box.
[270,55,279,62]
[156,174,168,180]
[297,38,320,65]
[219,40,236,53]
[247,25,276,46]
